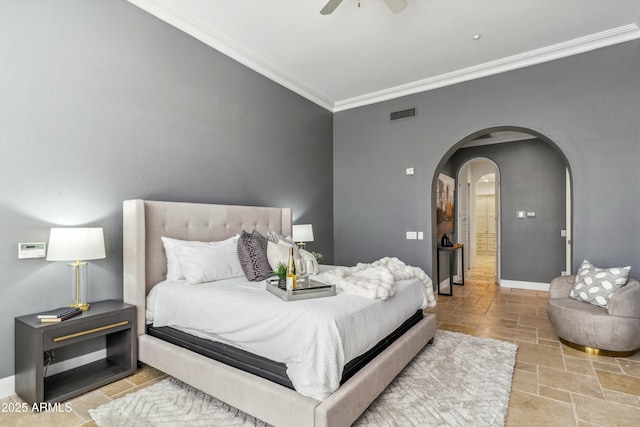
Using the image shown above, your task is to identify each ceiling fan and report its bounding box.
[320,0,408,15]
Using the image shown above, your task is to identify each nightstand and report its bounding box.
[15,300,137,405]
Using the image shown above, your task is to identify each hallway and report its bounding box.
[470,253,496,283]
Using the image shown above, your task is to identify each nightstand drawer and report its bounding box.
[43,313,132,351]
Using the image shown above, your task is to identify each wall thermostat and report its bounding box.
[18,242,46,259]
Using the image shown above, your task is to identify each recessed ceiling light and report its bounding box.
[473,34,481,40]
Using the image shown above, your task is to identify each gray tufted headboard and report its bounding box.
[123,199,292,335]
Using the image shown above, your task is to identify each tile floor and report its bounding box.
[427,255,640,427]
[0,364,167,427]
[2,256,639,426]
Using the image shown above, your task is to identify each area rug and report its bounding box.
[90,330,517,426]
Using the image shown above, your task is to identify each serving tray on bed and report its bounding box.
[266,279,336,301]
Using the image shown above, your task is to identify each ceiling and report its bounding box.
[127,0,640,112]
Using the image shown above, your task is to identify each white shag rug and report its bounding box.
[90,330,517,427]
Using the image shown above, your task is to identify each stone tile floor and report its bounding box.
[2,256,639,426]
[0,364,167,426]
[427,255,640,426]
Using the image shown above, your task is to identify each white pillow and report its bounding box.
[161,235,239,281]
[266,231,294,245]
[267,241,299,270]
[267,242,319,275]
[174,243,244,285]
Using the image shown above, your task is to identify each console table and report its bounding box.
[436,244,465,296]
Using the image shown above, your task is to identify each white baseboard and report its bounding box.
[0,349,106,399]
[500,279,549,291]
[0,375,15,399]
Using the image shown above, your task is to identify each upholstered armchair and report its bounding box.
[547,274,640,356]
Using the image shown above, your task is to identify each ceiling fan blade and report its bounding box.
[382,0,408,13]
[320,0,344,15]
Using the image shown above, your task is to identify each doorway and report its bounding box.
[457,158,500,283]
[432,127,572,291]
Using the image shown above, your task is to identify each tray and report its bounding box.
[266,279,336,301]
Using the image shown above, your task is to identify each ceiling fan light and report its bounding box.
[383,0,408,14]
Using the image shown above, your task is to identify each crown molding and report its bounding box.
[333,22,640,112]
[127,0,334,111]
[128,1,640,113]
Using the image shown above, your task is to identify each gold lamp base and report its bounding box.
[559,338,634,357]
[69,260,91,311]
[70,302,91,311]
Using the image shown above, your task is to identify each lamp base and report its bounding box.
[70,302,91,311]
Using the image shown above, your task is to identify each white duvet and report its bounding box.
[147,265,435,400]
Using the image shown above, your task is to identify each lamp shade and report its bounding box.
[46,228,106,261]
[292,224,314,243]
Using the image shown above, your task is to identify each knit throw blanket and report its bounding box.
[318,257,436,305]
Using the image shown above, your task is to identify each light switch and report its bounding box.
[560,229,567,237]
[527,212,536,217]
[406,231,417,240]
[517,211,525,219]
[405,167,415,175]
[417,232,424,240]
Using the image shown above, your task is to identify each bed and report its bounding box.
[123,199,437,427]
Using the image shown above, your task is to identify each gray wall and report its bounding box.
[334,40,640,279]
[0,1,332,379]
[449,139,567,282]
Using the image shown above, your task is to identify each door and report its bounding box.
[475,195,496,254]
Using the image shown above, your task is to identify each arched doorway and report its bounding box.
[432,127,572,291]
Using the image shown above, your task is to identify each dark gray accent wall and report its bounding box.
[0,1,332,379]
[450,140,567,282]
[334,40,640,280]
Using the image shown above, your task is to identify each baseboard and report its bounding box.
[0,349,106,400]
[0,375,15,399]
[500,280,549,291]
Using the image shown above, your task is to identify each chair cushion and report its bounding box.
[569,260,630,308]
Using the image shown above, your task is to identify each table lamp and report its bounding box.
[46,227,106,311]
[292,224,314,250]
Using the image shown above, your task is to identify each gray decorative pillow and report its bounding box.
[237,230,271,281]
[569,260,631,308]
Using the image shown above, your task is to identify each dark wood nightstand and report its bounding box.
[14,300,137,405]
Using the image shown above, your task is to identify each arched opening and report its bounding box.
[431,126,572,292]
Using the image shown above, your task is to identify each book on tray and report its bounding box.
[38,307,82,322]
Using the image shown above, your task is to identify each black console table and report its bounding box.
[436,244,465,296]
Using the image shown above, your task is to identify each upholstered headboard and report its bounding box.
[123,199,292,334]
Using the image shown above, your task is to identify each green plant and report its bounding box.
[270,262,288,281]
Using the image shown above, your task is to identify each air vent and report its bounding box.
[390,107,417,122]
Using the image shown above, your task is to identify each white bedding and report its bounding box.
[146,268,432,400]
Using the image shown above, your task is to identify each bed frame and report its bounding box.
[123,199,436,427]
